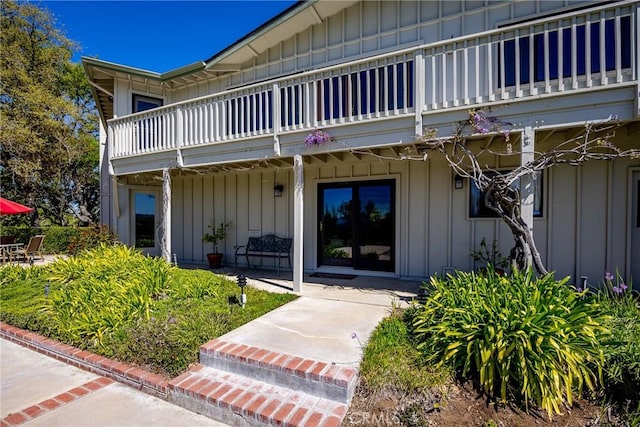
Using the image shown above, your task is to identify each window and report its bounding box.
[470,172,543,218]
[133,94,163,113]
[501,15,631,87]
[132,95,163,150]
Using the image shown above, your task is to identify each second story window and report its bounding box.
[132,94,163,151]
[133,94,163,113]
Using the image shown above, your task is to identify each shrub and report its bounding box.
[0,227,34,248]
[0,226,78,254]
[42,245,175,349]
[596,272,640,418]
[41,227,80,254]
[0,225,116,254]
[67,224,119,255]
[412,267,610,417]
[104,308,231,377]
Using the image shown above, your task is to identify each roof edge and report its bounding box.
[204,0,313,69]
[81,56,205,81]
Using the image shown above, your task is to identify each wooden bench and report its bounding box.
[234,234,292,275]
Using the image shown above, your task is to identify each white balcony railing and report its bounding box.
[108,2,637,159]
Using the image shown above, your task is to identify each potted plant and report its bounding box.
[202,220,231,269]
[470,237,509,275]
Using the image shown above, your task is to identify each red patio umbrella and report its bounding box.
[0,197,33,215]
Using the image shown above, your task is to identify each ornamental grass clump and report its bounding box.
[42,244,175,349]
[596,272,640,413]
[412,266,610,417]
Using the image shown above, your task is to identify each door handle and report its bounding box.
[319,221,323,232]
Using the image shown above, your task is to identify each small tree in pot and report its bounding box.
[202,220,231,268]
[470,237,510,275]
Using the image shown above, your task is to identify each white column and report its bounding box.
[520,127,535,233]
[176,107,184,167]
[272,83,281,156]
[413,50,425,138]
[162,167,172,263]
[292,154,304,292]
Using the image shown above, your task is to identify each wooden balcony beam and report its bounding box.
[389,146,402,157]
[311,154,328,163]
[328,151,343,161]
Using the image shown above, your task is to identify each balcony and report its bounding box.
[108,2,637,163]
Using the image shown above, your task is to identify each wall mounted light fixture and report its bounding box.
[454,175,464,189]
[273,184,284,197]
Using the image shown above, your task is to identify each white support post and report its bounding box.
[162,167,172,263]
[413,50,425,138]
[175,108,184,167]
[292,154,304,293]
[520,127,535,234]
[112,176,120,219]
[272,83,281,156]
[107,123,115,176]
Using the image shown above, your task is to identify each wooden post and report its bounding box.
[272,83,281,156]
[292,154,304,292]
[162,167,172,263]
[520,126,535,234]
[413,50,425,138]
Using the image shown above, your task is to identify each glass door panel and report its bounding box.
[319,186,353,267]
[134,192,157,250]
[318,180,395,272]
[631,172,639,281]
[356,184,394,271]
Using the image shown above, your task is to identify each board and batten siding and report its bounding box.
[545,157,638,284]
[170,169,292,268]
[166,0,592,103]
[116,134,638,282]
[110,174,638,282]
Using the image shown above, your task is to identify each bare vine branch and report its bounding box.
[413,112,639,274]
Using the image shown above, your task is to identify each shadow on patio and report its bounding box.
[178,262,423,307]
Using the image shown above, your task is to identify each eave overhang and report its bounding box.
[82,0,358,126]
[204,0,358,71]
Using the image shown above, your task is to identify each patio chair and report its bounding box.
[0,236,16,264]
[0,236,15,245]
[12,235,45,263]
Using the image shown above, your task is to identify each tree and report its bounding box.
[0,0,99,226]
[416,111,640,275]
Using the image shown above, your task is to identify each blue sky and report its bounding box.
[40,1,297,72]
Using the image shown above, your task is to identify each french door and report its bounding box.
[318,180,395,272]
[631,172,640,281]
[131,190,160,256]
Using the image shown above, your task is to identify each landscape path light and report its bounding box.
[237,274,247,308]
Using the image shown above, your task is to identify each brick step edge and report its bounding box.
[200,338,358,404]
[168,364,345,427]
[0,322,168,399]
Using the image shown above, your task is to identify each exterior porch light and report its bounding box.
[237,274,247,308]
[580,276,588,290]
[273,183,284,197]
[454,174,464,189]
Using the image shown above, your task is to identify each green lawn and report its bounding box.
[0,244,296,377]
